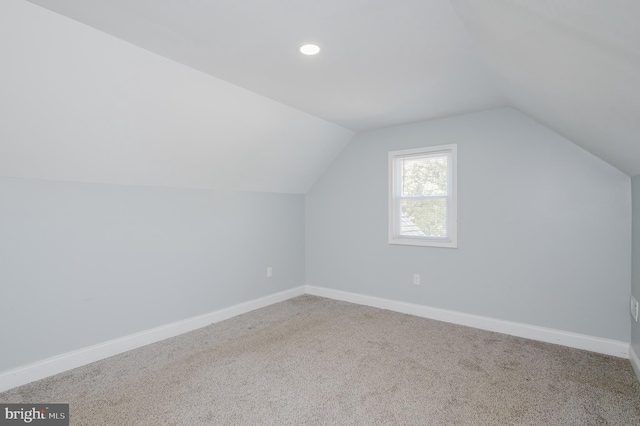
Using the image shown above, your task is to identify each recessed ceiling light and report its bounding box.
[299,44,320,55]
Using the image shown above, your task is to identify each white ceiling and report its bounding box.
[1,0,354,194]
[450,0,640,176]
[18,0,640,176]
[24,0,508,132]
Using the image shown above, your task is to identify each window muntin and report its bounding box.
[389,144,457,248]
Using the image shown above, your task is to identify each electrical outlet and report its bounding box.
[631,295,639,322]
[267,267,273,278]
[413,274,420,286]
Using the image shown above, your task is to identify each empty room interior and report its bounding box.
[1,0,640,424]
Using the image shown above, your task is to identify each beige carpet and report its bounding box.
[1,295,639,425]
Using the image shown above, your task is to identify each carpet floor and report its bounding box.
[1,295,639,425]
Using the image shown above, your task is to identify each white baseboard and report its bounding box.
[630,345,640,383]
[305,285,630,359]
[0,286,305,393]
[1,284,631,393]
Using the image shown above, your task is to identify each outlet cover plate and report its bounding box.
[631,295,639,322]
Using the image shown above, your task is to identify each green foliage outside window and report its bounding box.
[401,156,448,237]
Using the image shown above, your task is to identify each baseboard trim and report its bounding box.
[0,286,306,393]
[1,284,630,393]
[630,345,640,383]
[305,285,629,359]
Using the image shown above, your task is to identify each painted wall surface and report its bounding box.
[0,0,353,194]
[0,177,305,372]
[306,108,631,342]
[631,174,640,355]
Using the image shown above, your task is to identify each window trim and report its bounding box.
[388,144,458,248]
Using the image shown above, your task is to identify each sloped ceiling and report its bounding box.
[11,0,640,182]
[450,0,640,176]
[24,0,508,132]
[1,0,354,193]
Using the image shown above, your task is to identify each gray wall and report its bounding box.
[631,175,640,355]
[306,107,631,342]
[0,177,305,372]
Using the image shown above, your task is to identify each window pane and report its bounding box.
[402,155,448,197]
[401,198,448,238]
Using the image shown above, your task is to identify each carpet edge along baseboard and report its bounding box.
[0,285,630,392]
[0,286,306,392]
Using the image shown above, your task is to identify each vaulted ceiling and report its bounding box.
[450,0,640,177]
[24,0,509,132]
[12,0,640,183]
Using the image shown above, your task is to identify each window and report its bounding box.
[388,144,457,248]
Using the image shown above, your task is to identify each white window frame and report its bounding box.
[388,144,457,248]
